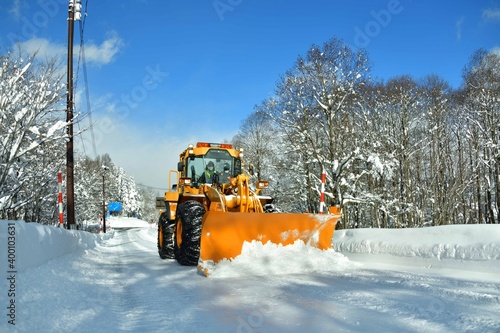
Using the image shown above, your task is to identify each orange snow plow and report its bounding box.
[156,142,341,276]
[199,211,340,264]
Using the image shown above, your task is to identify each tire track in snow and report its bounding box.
[98,230,167,331]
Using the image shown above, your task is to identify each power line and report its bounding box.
[74,0,97,159]
[136,183,169,192]
[79,18,98,158]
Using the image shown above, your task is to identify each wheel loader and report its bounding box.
[156,142,340,276]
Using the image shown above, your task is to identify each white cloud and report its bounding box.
[83,31,124,65]
[76,117,186,189]
[482,8,500,21]
[17,32,123,65]
[18,37,66,59]
[76,114,237,189]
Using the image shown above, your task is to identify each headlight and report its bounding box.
[257,180,269,189]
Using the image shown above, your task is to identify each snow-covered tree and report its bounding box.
[461,49,500,224]
[74,155,103,225]
[268,37,370,213]
[235,39,498,227]
[117,169,142,217]
[138,185,160,223]
[419,75,457,226]
[73,154,144,225]
[0,51,66,220]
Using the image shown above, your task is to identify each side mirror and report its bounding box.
[177,161,184,172]
[248,164,254,176]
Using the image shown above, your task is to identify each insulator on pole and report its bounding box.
[74,0,82,20]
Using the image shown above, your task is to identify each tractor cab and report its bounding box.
[177,142,243,186]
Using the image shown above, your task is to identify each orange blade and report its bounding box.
[199,211,340,264]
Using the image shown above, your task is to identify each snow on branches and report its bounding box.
[0,52,66,219]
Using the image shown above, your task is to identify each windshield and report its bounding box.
[186,149,240,184]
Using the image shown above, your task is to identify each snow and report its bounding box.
[46,120,67,137]
[199,240,357,278]
[107,216,150,230]
[4,221,106,272]
[8,62,30,86]
[1,218,499,332]
[334,225,500,283]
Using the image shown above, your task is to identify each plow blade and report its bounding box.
[198,211,340,271]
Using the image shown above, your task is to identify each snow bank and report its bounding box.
[0,220,108,272]
[333,224,500,276]
[334,224,500,260]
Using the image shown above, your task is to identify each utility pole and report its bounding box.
[66,0,81,229]
[102,166,109,233]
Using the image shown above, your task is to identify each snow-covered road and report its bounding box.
[2,219,499,332]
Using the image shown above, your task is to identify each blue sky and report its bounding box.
[1,0,499,189]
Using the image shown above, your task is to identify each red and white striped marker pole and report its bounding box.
[58,171,63,226]
[319,168,326,214]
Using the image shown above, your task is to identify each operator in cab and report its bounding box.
[198,161,217,184]
[219,163,232,183]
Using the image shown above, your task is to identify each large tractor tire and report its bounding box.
[157,212,175,259]
[174,200,205,266]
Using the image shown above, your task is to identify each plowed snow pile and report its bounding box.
[199,240,358,278]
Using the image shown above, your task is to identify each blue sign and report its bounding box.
[108,202,123,212]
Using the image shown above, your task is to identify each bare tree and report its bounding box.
[420,75,455,226]
[233,107,275,181]
[462,49,500,224]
